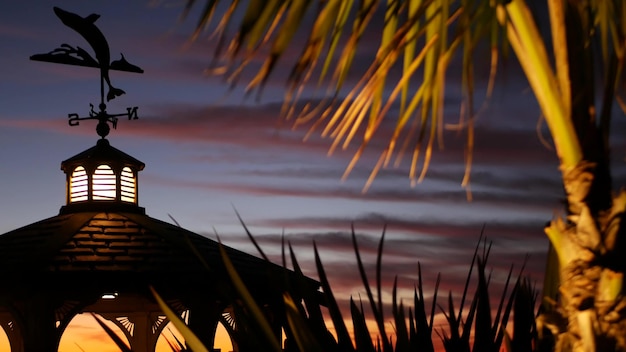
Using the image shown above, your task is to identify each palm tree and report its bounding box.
[181,0,626,350]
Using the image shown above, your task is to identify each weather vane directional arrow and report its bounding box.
[30,7,144,138]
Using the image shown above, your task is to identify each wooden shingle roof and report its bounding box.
[0,211,312,292]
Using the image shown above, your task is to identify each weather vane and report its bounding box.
[30,7,144,138]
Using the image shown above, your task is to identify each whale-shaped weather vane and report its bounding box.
[30,7,143,138]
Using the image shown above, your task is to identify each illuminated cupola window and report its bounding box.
[120,167,136,203]
[69,166,88,202]
[60,139,145,214]
[92,165,116,200]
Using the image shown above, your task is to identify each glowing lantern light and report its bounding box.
[69,166,88,202]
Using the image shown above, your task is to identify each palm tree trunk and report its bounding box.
[539,2,626,350]
[544,162,626,351]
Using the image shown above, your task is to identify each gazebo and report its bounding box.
[0,135,319,352]
[1,7,321,351]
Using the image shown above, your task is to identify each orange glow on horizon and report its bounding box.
[0,314,234,352]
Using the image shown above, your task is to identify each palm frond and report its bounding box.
[351,297,378,352]
[351,226,392,351]
[90,313,133,352]
[183,0,495,189]
[501,0,581,168]
[283,292,325,352]
[313,242,356,351]
[149,288,210,352]
[217,241,283,351]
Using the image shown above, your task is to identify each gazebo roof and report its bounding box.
[0,211,312,293]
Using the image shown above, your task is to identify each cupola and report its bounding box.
[60,138,145,214]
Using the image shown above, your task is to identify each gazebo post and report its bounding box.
[0,313,23,352]
[187,299,225,351]
[17,295,61,352]
[269,298,287,351]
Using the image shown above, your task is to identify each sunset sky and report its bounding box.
[2,1,626,351]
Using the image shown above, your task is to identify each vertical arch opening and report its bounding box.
[155,320,234,352]
[58,313,129,352]
[120,167,136,203]
[69,166,88,203]
[214,321,235,352]
[0,324,9,352]
[92,165,116,201]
